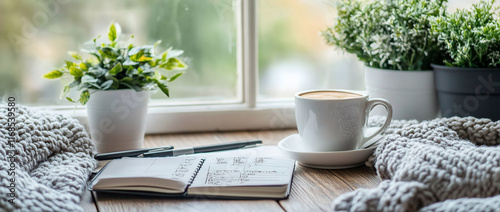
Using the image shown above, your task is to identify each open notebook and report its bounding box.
[89,146,296,199]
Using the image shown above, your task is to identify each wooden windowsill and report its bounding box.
[81,129,382,212]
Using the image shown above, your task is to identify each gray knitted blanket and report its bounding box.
[333,117,500,212]
[0,105,96,212]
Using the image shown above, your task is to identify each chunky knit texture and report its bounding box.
[333,117,500,212]
[0,105,96,212]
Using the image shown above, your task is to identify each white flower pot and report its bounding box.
[86,89,150,153]
[364,66,438,121]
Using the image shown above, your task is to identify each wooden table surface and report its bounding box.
[81,129,382,212]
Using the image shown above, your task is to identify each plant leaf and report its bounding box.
[90,83,102,90]
[159,58,186,70]
[125,66,135,75]
[123,60,139,66]
[66,97,76,103]
[167,49,184,58]
[121,77,133,83]
[79,90,90,105]
[120,81,136,90]
[65,61,74,68]
[142,68,154,73]
[136,55,153,62]
[108,23,117,42]
[130,84,143,92]
[128,47,142,56]
[159,62,173,70]
[109,63,123,75]
[101,80,114,90]
[130,50,145,61]
[89,67,107,77]
[69,66,83,78]
[148,60,157,67]
[79,63,88,71]
[106,76,120,89]
[176,59,186,68]
[43,70,64,79]
[168,73,183,82]
[155,80,169,97]
[99,46,118,59]
[81,75,98,84]
[68,51,82,61]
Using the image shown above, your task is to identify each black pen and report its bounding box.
[143,140,262,157]
[95,146,174,160]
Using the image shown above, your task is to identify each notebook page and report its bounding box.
[189,146,295,187]
[94,156,202,186]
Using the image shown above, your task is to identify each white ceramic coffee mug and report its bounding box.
[295,89,392,152]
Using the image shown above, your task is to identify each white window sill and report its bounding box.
[45,101,297,134]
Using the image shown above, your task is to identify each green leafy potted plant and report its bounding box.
[431,0,500,120]
[43,23,187,153]
[322,0,446,121]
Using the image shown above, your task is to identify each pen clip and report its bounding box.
[242,144,259,148]
[146,147,173,153]
[135,147,174,157]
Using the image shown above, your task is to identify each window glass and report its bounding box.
[257,0,364,101]
[0,0,238,106]
[257,0,500,101]
[447,0,500,11]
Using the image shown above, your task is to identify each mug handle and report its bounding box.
[361,98,393,146]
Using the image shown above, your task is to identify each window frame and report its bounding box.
[45,0,297,133]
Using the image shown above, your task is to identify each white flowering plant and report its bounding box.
[431,0,500,68]
[322,0,446,71]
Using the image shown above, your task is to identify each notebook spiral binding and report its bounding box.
[187,158,206,187]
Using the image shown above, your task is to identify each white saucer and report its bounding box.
[277,134,378,169]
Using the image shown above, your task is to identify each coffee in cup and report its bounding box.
[295,89,392,152]
[299,91,362,100]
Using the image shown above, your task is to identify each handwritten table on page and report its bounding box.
[188,146,295,187]
[193,156,295,186]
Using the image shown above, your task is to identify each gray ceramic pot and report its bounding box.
[431,64,500,121]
